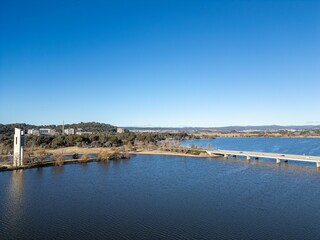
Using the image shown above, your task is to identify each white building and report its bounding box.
[64,128,75,135]
[13,128,24,167]
[39,128,56,135]
[117,128,125,133]
[76,131,93,135]
[27,129,40,135]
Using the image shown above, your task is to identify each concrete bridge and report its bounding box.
[206,150,320,168]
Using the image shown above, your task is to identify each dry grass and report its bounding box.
[80,153,89,163]
[47,146,106,154]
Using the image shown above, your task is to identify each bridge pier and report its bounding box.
[276,158,280,164]
[317,162,320,168]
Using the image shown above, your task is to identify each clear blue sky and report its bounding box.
[1,0,319,127]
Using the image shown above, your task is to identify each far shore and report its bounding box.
[193,132,320,139]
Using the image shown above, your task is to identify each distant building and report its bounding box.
[64,128,75,135]
[117,128,125,133]
[76,131,93,135]
[74,128,93,135]
[27,129,40,136]
[39,128,56,135]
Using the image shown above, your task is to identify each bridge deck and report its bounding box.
[207,150,320,164]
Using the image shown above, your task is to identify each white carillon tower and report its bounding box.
[13,128,24,167]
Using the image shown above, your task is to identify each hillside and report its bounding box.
[0,122,118,135]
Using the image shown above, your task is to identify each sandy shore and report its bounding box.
[129,150,208,158]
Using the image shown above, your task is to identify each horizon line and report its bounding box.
[1,122,320,129]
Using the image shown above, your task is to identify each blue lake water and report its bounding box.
[0,138,320,239]
[182,137,320,167]
[181,137,320,156]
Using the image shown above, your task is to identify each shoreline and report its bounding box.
[130,150,208,158]
[0,158,98,172]
[0,147,320,172]
[0,148,209,172]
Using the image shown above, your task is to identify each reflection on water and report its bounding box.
[97,160,110,171]
[35,167,44,176]
[4,170,25,236]
[79,162,89,169]
[51,165,64,174]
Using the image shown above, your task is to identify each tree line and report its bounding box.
[0,126,191,154]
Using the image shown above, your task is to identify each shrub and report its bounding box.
[80,153,89,163]
[53,153,64,166]
[97,150,110,161]
[36,149,46,162]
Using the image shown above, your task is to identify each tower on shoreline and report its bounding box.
[13,128,24,167]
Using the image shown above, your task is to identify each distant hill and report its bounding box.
[0,122,118,135]
[125,125,320,132]
[1,122,319,135]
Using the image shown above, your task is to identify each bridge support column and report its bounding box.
[316,162,320,168]
[246,156,251,161]
[276,158,280,164]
